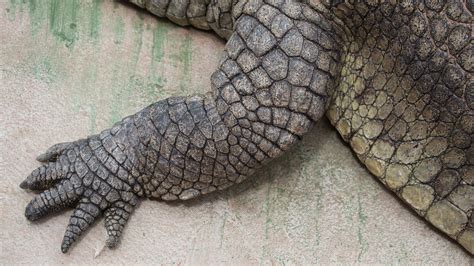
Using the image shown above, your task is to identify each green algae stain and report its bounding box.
[133,75,167,101]
[151,25,168,64]
[108,14,147,125]
[6,0,20,20]
[113,15,125,45]
[26,0,36,14]
[82,66,99,134]
[27,0,48,34]
[49,0,80,47]
[11,0,105,133]
[131,16,145,67]
[356,189,368,262]
[108,65,130,125]
[9,0,103,46]
[178,34,193,94]
[31,59,57,84]
[148,24,170,99]
[89,0,101,40]
[167,29,193,94]
[5,0,28,21]
[88,104,98,134]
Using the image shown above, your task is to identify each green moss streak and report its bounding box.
[147,24,170,99]
[88,105,98,133]
[109,14,156,125]
[356,187,368,262]
[152,25,168,64]
[78,62,99,133]
[26,0,46,35]
[49,0,79,47]
[112,15,125,45]
[7,0,35,21]
[10,0,102,46]
[6,0,18,20]
[18,0,105,129]
[27,0,35,15]
[108,13,129,124]
[89,0,101,40]
[31,59,57,84]
[179,34,192,94]
[132,17,144,65]
[167,30,193,95]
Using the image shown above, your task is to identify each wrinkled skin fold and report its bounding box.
[19,0,473,254]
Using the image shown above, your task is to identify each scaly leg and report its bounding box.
[21,1,341,252]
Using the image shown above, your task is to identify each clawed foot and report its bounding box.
[20,138,138,253]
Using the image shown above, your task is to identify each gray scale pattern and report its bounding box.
[20,0,474,255]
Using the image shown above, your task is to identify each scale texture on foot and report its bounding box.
[19,0,473,255]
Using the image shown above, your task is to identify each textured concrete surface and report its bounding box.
[0,0,472,264]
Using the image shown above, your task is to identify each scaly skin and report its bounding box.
[20,0,473,254]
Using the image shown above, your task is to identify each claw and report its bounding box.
[19,180,28,189]
[24,130,138,252]
[22,159,71,190]
[24,180,79,221]
[36,153,52,162]
[103,199,136,249]
[25,201,43,221]
[37,142,72,162]
[61,198,101,253]
[106,235,120,249]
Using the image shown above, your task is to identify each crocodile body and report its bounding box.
[20,0,473,254]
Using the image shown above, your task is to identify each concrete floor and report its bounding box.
[0,0,472,264]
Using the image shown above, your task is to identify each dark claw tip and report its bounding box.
[106,236,119,249]
[19,180,29,189]
[25,213,37,221]
[25,205,40,221]
[61,245,69,254]
[36,153,49,162]
[62,238,72,253]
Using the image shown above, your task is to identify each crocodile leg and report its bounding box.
[20,1,340,252]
